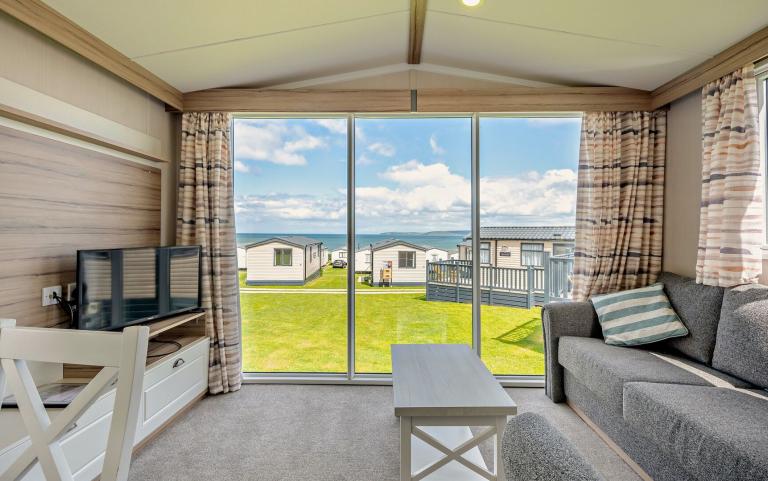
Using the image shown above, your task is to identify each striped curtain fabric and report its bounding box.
[177,112,241,394]
[696,65,763,287]
[572,111,667,301]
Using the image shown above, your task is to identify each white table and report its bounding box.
[392,344,517,481]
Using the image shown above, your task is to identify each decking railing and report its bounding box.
[426,253,573,309]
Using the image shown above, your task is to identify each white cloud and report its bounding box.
[235,193,345,225]
[356,161,577,228]
[429,134,446,155]
[480,169,577,223]
[311,118,346,134]
[367,142,396,157]
[234,120,326,167]
[235,159,576,233]
[234,160,250,173]
[356,154,376,166]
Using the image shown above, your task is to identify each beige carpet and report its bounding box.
[128,385,640,481]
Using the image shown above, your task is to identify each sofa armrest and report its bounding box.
[542,301,600,402]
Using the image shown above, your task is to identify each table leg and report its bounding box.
[400,416,412,481]
[495,415,507,480]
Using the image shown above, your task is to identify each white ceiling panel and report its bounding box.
[39,0,768,92]
[135,12,409,92]
[422,11,711,90]
[44,0,408,58]
[428,0,768,57]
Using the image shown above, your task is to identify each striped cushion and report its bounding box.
[590,284,689,346]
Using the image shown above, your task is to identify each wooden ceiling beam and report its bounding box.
[650,25,768,109]
[0,0,184,111]
[408,0,428,64]
[181,87,652,113]
[182,89,413,113]
[417,87,652,112]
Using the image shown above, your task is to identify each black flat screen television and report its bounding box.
[76,246,202,331]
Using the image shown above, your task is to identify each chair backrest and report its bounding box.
[0,319,149,481]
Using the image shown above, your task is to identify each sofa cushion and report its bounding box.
[712,284,768,388]
[658,272,725,364]
[590,283,688,346]
[624,382,768,481]
[558,337,752,414]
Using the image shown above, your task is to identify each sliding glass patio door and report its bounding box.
[478,116,581,375]
[234,114,580,379]
[353,117,473,374]
[234,117,348,373]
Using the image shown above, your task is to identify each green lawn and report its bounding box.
[240,289,544,375]
[239,265,424,290]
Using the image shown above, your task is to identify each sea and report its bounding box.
[236,232,468,252]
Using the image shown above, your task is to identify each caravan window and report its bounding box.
[398,251,416,268]
[274,248,292,266]
[521,243,544,267]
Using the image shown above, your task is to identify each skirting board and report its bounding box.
[566,400,653,481]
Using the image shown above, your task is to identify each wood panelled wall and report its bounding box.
[0,125,161,328]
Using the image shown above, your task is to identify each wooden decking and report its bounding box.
[425,255,573,309]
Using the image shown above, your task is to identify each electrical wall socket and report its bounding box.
[42,285,62,307]
[66,282,77,302]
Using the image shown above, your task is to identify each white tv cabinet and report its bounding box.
[0,312,209,480]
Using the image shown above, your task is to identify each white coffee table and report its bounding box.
[392,344,517,481]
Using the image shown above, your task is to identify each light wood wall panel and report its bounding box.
[183,88,412,112]
[417,87,652,112]
[0,125,161,328]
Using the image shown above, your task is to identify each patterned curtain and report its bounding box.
[571,111,667,301]
[696,65,763,287]
[177,112,241,394]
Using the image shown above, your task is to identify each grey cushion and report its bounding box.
[558,337,752,414]
[502,412,605,481]
[624,382,768,481]
[712,284,768,388]
[658,272,725,364]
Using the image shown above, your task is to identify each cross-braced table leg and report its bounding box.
[400,415,509,481]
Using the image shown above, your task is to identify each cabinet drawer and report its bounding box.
[144,355,205,422]
[140,338,208,438]
[144,338,208,390]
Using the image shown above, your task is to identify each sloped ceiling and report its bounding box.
[43,0,768,92]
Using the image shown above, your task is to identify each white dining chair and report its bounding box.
[0,319,149,481]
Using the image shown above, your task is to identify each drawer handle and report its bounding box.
[172,358,185,369]
[65,422,78,434]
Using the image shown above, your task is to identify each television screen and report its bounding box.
[76,246,201,331]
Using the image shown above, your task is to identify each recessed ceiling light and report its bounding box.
[462,0,482,6]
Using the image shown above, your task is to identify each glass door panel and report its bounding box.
[478,116,581,375]
[234,117,348,373]
[354,117,473,374]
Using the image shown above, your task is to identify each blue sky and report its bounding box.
[233,116,581,234]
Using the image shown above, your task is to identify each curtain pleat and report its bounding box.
[571,111,667,301]
[696,64,763,287]
[177,112,241,394]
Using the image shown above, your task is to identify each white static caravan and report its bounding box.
[331,248,347,263]
[355,247,372,272]
[320,247,329,265]
[245,236,323,285]
[424,247,449,263]
[369,239,427,286]
[237,247,246,270]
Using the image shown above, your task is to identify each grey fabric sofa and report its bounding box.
[543,272,768,481]
[502,412,605,481]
